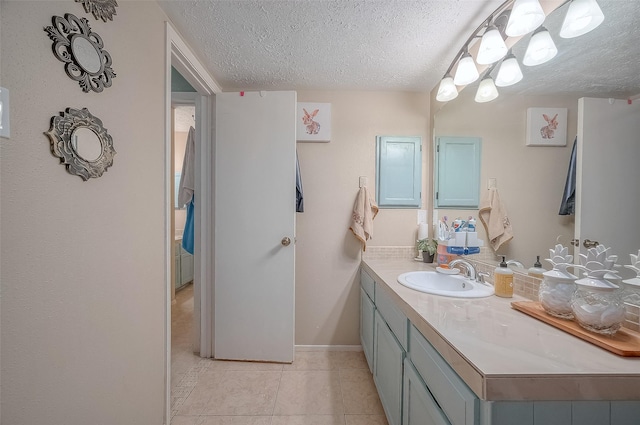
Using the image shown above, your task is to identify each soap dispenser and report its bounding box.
[494,256,514,298]
[528,256,546,278]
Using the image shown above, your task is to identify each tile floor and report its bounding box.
[171,284,388,425]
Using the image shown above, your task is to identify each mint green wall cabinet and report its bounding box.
[360,288,375,372]
[434,137,481,208]
[376,136,422,208]
[374,310,405,425]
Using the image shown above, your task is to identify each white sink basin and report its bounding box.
[397,271,494,298]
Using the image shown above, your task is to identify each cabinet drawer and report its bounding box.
[376,285,408,351]
[403,358,451,425]
[361,268,375,301]
[409,325,477,425]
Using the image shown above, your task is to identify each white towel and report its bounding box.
[479,187,513,251]
[349,187,379,251]
[178,126,195,207]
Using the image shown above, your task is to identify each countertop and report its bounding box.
[361,258,640,401]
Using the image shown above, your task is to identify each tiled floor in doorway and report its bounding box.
[171,284,388,425]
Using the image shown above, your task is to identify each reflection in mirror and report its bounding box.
[71,36,102,74]
[72,127,102,161]
[45,107,116,181]
[432,0,640,270]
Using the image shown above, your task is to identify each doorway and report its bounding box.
[164,22,220,424]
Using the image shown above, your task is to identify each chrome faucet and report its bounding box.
[449,259,477,280]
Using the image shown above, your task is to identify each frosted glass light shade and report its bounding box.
[475,77,499,103]
[560,0,605,38]
[453,53,479,86]
[436,76,459,102]
[495,55,523,87]
[523,27,558,66]
[506,0,546,37]
[477,26,508,65]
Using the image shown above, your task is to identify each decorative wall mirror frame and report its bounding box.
[45,107,116,181]
[44,13,116,93]
[75,0,118,22]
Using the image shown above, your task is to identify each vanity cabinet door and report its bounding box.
[374,310,405,425]
[403,359,451,425]
[360,288,375,372]
[180,251,194,285]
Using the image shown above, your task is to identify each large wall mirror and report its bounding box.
[432,0,640,275]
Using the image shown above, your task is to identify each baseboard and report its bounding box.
[295,345,363,352]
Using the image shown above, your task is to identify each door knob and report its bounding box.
[281,237,291,247]
[583,239,599,248]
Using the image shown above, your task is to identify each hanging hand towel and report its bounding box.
[349,187,379,251]
[296,150,304,213]
[559,137,577,215]
[178,126,195,207]
[479,187,513,251]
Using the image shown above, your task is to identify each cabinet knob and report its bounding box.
[281,237,291,247]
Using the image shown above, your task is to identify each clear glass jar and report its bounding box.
[571,278,625,335]
[538,267,577,319]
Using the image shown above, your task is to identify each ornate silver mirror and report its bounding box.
[75,0,118,22]
[45,108,116,181]
[44,14,116,93]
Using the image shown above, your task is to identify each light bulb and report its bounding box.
[523,27,558,66]
[436,76,458,102]
[453,52,479,86]
[506,0,546,37]
[495,55,523,87]
[560,0,605,38]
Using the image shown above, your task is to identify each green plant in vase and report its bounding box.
[417,238,438,263]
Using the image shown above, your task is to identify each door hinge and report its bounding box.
[436,191,439,200]
[436,144,439,153]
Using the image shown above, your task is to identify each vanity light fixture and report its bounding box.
[477,24,508,65]
[436,75,459,102]
[523,26,558,66]
[560,0,605,38]
[475,76,499,103]
[506,0,546,37]
[453,50,480,86]
[434,0,605,103]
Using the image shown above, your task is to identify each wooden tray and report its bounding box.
[511,301,640,357]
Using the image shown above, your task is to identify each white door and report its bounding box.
[214,91,296,362]
[576,97,640,277]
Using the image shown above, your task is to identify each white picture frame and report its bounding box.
[296,102,331,142]
[526,107,568,146]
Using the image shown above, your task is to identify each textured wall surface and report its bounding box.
[1,2,168,424]
[295,90,429,345]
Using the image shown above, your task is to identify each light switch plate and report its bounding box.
[0,87,10,139]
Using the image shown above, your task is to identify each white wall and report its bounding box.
[295,90,430,345]
[433,89,576,266]
[1,2,168,424]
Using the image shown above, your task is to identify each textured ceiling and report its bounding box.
[159,0,640,98]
